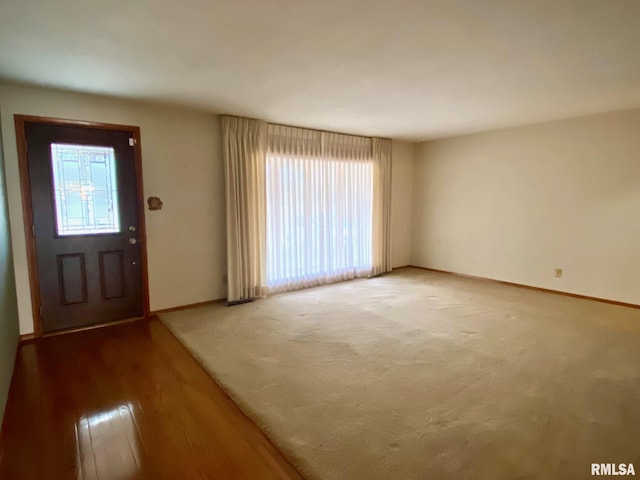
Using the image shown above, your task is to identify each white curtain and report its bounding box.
[265,124,376,293]
[221,116,267,303]
[222,116,393,299]
[372,137,392,276]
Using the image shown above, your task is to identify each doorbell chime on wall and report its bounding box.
[147,196,163,210]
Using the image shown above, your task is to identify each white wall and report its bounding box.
[0,84,227,335]
[391,140,414,268]
[0,83,416,334]
[412,108,640,305]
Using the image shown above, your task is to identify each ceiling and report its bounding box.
[1,0,639,140]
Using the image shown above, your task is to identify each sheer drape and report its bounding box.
[221,116,267,303]
[372,137,392,276]
[265,125,375,293]
[221,116,393,300]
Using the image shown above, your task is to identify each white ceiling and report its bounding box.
[1,0,640,140]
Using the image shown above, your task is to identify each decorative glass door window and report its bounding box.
[50,143,121,236]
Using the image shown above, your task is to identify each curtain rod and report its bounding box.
[220,114,391,141]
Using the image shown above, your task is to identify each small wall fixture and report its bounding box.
[147,196,163,211]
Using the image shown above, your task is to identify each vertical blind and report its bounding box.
[266,125,375,292]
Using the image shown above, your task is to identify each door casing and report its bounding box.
[14,115,150,337]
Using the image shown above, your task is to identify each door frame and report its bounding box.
[14,114,151,338]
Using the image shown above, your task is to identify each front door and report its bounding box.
[24,122,144,333]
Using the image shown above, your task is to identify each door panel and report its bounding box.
[25,122,144,333]
[57,253,87,305]
[99,250,126,300]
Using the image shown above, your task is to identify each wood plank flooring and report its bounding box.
[0,318,304,480]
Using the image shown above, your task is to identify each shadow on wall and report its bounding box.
[0,111,20,427]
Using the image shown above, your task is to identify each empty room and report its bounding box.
[0,0,639,479]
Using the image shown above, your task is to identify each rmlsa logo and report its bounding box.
[591,463,636,476]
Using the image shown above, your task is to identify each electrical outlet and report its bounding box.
[554,268,563,278]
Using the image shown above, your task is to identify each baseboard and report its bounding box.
[409,265,640,310]
[226,298,254,307]
[19,333,35,344]
[17,300,228,340]
[152,298,226,315]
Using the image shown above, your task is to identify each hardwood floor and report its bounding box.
[0,318,304,480]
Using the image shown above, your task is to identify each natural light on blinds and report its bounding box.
[266,154,373,291]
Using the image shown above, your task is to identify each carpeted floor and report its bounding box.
[160,268,640,479]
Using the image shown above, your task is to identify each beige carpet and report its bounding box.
[161,268,640,479]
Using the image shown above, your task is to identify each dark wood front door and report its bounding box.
[24,122,144,333]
